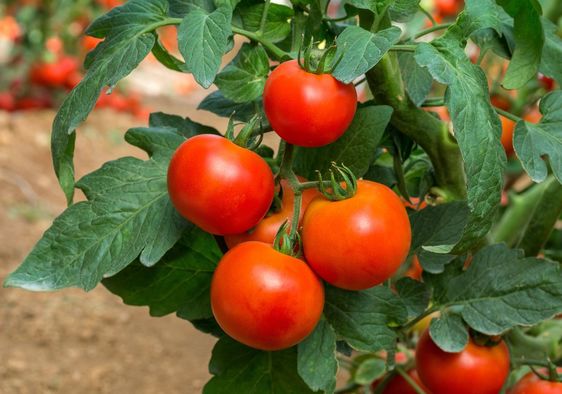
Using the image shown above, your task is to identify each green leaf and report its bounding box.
[234,3,294,43]
[3,122,213,291]
[215,43,270,103]
[204,338,314,394]
[198,90,264,122]
[102,227,220,320]
[151,34,189,72]
[52,0,169,203]
[497,0,543,89]
[333,27,402,84]
[540,17,562,86]
[417,250,456,274]
[324,286,408,352]
[353,357,386,385]
[398,52,432,106]
[294,105,392,179]
[429,244,562,335]
[514,91,562,184]
[395,278,430,319]
[297,318,338,393]
[429,312,469,352]
[178,4,233,88]
[409,202,469,256]
[389,0,421,22]
[414,6,506,250]
[149,112,220,137]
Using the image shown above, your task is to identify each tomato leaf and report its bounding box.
[496,0,543,89]
[429,312,469,353]
[215,43,270,103]
[3,122,209,291]
[395,278,430,319]
[414,3,506,250]
[398,52,432,106]
[417,250,456,274]
[324,285,408,352]
[178,4,233,88]
[293,105,392,179]
[514,90,562,184]
[148,112,220,137]
[426,244,562,335]
[204,338,314,394]
[51,0,169,203]
[233,2,294,43]
[353,357,386,385]
[333,26,402,84]
[389,0,421,22]
[540,18,562,86]
[297,318,338,393]
[198,90,264,122]
[102,227,220,320]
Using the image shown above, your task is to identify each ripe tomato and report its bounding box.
[0,92,15,111]
[224,178,319,248]
[31,57,78,87]
[435,0,463,16]
[405,255,423,281]
[500,115,515,156]
[372,369,430,394]
[416,330,510,394]
[538,74,555,91]
[510,369,562,394]
[491,95,511,111]
[82,35,102,52]
[302,180,411,290]
[167,134,274,235]
[402,197,427,211]
[263,60,357,147]
[524,108,541,124]
[424,106,450,122]
[211,241,324,350]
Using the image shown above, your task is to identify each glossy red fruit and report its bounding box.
[372,369,430,394]
[0,92,15,111]
[416,330,510,394]
[435,0,463,16]
[263,59,357,147]
[510,369,562,394]
[211,241,324,350]
[302,180,411,290]
[167,134,275,235]
[31,57,79,87]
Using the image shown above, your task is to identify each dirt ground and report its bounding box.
[0,80,233,393]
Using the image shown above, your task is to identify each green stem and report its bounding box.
[257,0,271,35]
[396,367,427,394]
[324,14,354,22]
[413,23,453,39]
[418,5,437,26]
[401,306,439,331]
[296,180,332,191]
[231,26,291,60]
[422,97,445,107]
[289,193,303,239]
[494,106,521,123]
[390,44,417,52]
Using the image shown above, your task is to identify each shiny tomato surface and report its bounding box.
[302,180,411,290]
[211,242,324,350]
[263,60,357,147]
[510,369,562,394]
[167,135,274,235]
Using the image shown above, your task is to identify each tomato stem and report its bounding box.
[231,26,292,60]
[390,44,417,52]
[413,23,453,39]
[494,106,521,123]
[418,5,437,26]
[401,306,439,331]
[257,0,271,35]
[396,366,427,394]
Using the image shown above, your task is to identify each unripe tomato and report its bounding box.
[211,241,324,350]
[416,330,510,394]
[371,369,430,394]
[302,180,411,290]
[500,115,515,156]
[167,135,274,235]
[263,60,357,147]
[510,369,562,394]
[224,178,319,248]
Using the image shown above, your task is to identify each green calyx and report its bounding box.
[225,114,264,150]
[297,38,344,75]
[273,220,302,258]
[317,163,357,201]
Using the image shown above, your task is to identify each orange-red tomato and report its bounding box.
[402,196,427,211]
[372,369,430,394]
[500,115,515,156]
[416,330,510,394]
[211,241,324,350]
[0,92,15,111]
[510,369,562,394]
[224,178,319,248]
[491,95,512,111]
[167,135,274,235]
[302,180,411,290]
[405,255,423,281]
[82,35,102,52]
[435,0,463,16]
[524,108,542,124]
[263,60,357,147]
[424,106,450,122]
[538,74,556,91]
[31,57,79,87]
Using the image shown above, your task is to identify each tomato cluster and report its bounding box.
[167,59,413,350]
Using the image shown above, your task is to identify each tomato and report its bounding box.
[491,95,511,111]
[0,92,15,111]
[424,106,450,122]
[538,74,555,91]
[372,369,430,394]
[302,180,411,290]
[416,330,510,394]
[510,369,562,394]
[435,0,463,16]
[405,255,423,281]
[167,134,275,235]
[402,196,427,211]
[224,178,319,248]
[211,241,324,350]
[500,115,515,156]
[31,57,79,87]
[263,60,357,147]
[15,96,52,110]
[524,108,541,124]
[82,35,102,52]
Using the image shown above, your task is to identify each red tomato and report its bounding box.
[405,255,423,281]
[416,330,510,394]
[167,135,275,235]
[224,178,319,248]
[15,96,52,110]
[263,60,357,147]
[82,35,102,52]
[524,108,541,124]
[372,369,430,394]
[538,74,555,91]
[0,92,15,111]
[510,369,562,394]
[302,180,411,290]
[500,115,515,156]
[435,0,463,16]
[31,57,79,87]
[491,95,511,111]
[65,71,83,89]
[424,106,449,122]
[402,196,427,211]
[211,241,324,350]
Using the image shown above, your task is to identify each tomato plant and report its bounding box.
[3,0,562,392]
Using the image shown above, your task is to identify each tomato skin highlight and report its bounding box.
[167,135,275,235]
[210,242,325,351]
[510,369,562,394]
[302,180,411,290]
[416,330,510,394]
[263,60,357,147]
